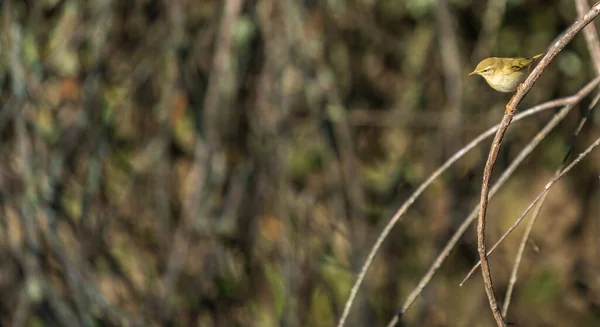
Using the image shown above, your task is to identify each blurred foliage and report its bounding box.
[0,0,599,326]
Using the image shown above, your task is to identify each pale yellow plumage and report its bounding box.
[469,53,544,92]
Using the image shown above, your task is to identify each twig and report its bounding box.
[475,3,600,326]
[385,77,600,327]
[335,80,598,327]
[500,1,600,317]
[460,91,600,287]
[502,89,600,316]
[576,0,600,76]
[461,88,600,286]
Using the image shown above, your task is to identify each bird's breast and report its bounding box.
[483,71,526,93]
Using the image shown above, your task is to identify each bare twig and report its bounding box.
[330,6,404,56]
[576,0,600,75]
[497,134,600,308]
[475,4,600,326]
[500,0,600,317]
[385,77,600,327]
[502,89,600,316]
[460,91,600,287]
[335,78,600,327]
[461,89,600,287]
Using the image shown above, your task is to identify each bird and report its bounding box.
[469,53,544,92]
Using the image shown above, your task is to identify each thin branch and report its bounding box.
[502,89,600,316]
[576,0,600,75]
[498,134,600,310]
[335,79,598,327]
[461,90,600,286]
[460,91,600,287]
[472,0,508,61]
[385,77,600,327]
[476,3,600,326]
[502,0,600,316]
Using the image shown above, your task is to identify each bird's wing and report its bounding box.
[511,53,544,71]
[510,58,534,72]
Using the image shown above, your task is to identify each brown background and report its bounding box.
[0,0,599,326]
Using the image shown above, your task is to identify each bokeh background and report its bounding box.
[0,0,599,326]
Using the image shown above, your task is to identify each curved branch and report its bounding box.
[334,91,592,327]
[386,76,599,327]
[476,3,600,326]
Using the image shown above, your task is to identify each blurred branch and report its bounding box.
[576,0,600,75]
[3,2,46,325]
[436,0,463,147]
[40,208,144,326]
[476,4,600,326]
[472,0,508,60]
[12,288,30,327]
[161,139,209,317]
[293,2,366,225]
[202,0,244,148]
[496,134,600,314]
[333,7,404,56]
[162,0,243,321]
[43,283,83,327]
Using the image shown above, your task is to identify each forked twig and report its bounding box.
[336,105,550,327]
[576,0,600,76]
[385,77,600,327]
[476,3,600,326]
[502,0,600,315]
[336,77,599,327]
[494,134,600,311]
[460,91,600,288]
[502,89,600,316]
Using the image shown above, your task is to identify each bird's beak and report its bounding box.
[468,70,478,76]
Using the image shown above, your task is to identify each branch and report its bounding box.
[476,3,600,326]
[496,134,600,311]
[385,76,600,327]
[460,91,600,287]
[576,0,600,75]
[502,0,600,307]
[335,79,598,327]
[502,88,600,316]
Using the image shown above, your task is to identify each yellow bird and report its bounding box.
[469,53,544,92]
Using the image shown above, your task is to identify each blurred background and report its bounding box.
[0,0,599,326]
